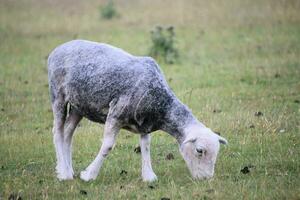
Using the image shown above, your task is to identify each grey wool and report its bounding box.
[48,40,227,181]
[48,39,198,141]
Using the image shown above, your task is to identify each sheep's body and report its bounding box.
[48,40,192,135]
[48,40,227,182]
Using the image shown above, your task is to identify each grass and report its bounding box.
[0,0,300,199]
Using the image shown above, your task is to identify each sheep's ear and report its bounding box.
[183,137,197,145]
[218,136,228,145]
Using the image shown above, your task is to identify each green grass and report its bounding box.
[0,0,300,199]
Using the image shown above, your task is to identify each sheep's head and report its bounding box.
[180,127,227,180]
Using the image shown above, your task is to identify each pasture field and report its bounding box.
[0,0,299,199]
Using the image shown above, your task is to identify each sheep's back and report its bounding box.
[47,40,172,128]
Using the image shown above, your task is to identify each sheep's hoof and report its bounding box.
[142,172,158,182]
[56,164,74,180]
[56,171,74,181]
[80,170,97,182]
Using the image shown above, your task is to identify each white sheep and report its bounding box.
[47,40,227,182]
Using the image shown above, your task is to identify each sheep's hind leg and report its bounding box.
[80,118,120,181]
[140,134,157,182]
[52,100,73,180]
[63,107,82,176]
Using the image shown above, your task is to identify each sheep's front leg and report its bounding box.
[80,119,120,181]
[140,134,157,182]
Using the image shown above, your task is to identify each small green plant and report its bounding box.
[100,0,117,19]
[149,26,179,64]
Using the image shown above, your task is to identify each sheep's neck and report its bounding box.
[162,99,204,144]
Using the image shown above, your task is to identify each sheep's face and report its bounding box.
[180,127,227,180]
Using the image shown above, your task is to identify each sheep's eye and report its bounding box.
[196,148,205,156]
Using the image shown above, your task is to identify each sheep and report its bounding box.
[47,39,227,182]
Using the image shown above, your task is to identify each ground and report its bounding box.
[0,0,299,199]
